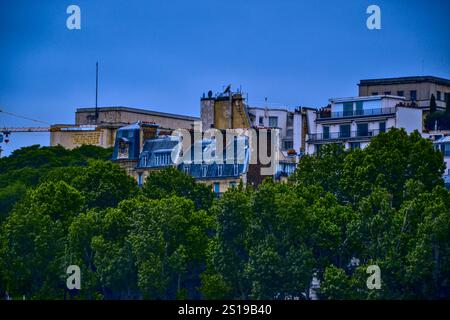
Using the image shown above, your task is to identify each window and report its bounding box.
[397,91,404,97]
[233,163,239,176]
[283,140,293,150]
[339,124,351,138]
[379,121,386,133]
[410,90,417,101]
[372,92,378,96]
[138,173,143,187]
[141,155,148,167]
[287,114,294,126]
[217,164,223,177]
[350,142,361,150]
[355,101,363,115]
[286,129,293,137]
[213,183,220,194]
[343,102,353,116]
[437,91,441,101]
[202,165,208,177]
[183,166,190,174]
[268,116,278,127]
[229,181,237,188]
[384,91,391,95]
[357,123,369,137]
[259,116,264,126]
[323,126,330,139]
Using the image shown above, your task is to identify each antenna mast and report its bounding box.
[95,61,99,124]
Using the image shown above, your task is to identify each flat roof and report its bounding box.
[248,106,292,112]
[76,106,200,121]
[358,76,450,87]
[329,95,406,103]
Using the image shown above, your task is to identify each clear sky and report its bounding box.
[1,0,449,156]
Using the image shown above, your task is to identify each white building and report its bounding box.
[305,95,423,154]
[247,107,303,156]
[433,134,450,188]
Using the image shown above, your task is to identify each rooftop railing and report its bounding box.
[316,107,396,120]
[308,129,383,142]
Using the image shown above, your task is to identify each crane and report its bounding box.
[0,108,52,147]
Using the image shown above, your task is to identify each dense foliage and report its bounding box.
[0,129,449,300]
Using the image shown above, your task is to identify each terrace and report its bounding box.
[316,107,396,120]
[308,129,383,142]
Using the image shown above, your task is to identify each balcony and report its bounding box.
[316,107,396,120]
[308,129,383,142]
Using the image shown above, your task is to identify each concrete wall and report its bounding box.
[396,107,423,134]
[50,126,116,149]
[293,111,302,154]
[359,82,450,109]
[200,99,214,130]
[76,108,198,130]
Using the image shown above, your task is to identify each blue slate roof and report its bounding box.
[137,135,180,169]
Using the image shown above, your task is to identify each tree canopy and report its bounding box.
[0,129,449,300]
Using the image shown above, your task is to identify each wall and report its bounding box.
[359,82,450,109]
[396,107,423,134]
[50,126,116,149]
[76,108,198,130]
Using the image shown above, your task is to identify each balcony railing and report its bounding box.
[316,107,396,120]
[308,129,383,142]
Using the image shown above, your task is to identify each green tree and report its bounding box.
[430,93,437,114]
[127,196,213,299]
[0,181,84,299]
[142,167,214,210]
[203,188,252,299]
[70,160,138,209]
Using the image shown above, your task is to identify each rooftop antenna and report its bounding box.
[264,97,269,118]
[95,61,99,124]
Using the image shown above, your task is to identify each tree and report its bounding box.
[0,182,27,223]
[289,144,347,199]
[446,93,450,114]
[142,167,214,210]
[0,181,84,299]
[127,196,214,299]
[340,128,444,207]
[202,188,252,299]
[70,160,138,209]
[0,145,114,223]
[430,93,437,114]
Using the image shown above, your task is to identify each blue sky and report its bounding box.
[1,0,449,156]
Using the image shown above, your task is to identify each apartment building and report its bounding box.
[112,121,293,194]
[305,95,423,154]
[51,106,199,150]
[200,88,307,159]
[358,76,450,110]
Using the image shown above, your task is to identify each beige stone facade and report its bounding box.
[50,107,199,150]
[76,106,199,130]
[358,76,450,110]
[50,125,116,149]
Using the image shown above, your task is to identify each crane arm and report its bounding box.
[0,109,50,125]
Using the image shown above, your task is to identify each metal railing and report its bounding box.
[308,129,384,142]
[316,107,396,120]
